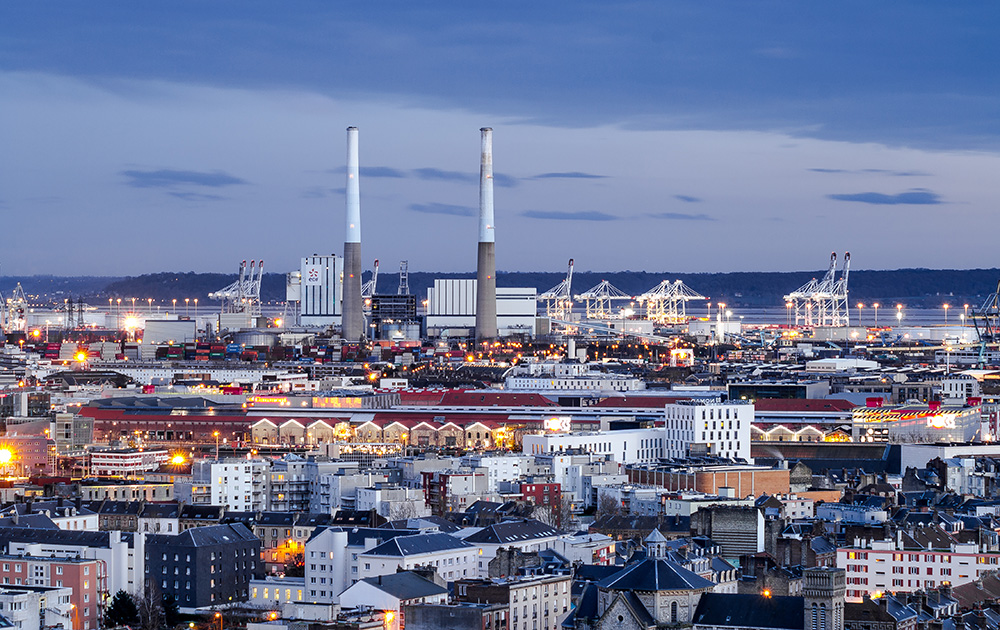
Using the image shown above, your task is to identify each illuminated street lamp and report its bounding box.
[213,430,221,460]
[896,304,903,326]
[943,303,950,325]
[857,303,864,326]
[872,302,880,327]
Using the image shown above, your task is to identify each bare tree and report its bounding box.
[132,581,164,630]
[389,501,419,522]
[596,494,622,520]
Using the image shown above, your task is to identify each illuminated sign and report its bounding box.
[247,396,290,407]
[312,397,363,409]
[544,416,571,433]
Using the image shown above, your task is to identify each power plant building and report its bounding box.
[425,279,535,338]
[298,255,343,327]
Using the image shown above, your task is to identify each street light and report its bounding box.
[943,303,950,325]
[215,612,223,630]
[857,303,864,327]
[896,304,903,326]
[214,430,220,460]
[872,302,880,327]
[148,298,153,313]
[964,303,970,321]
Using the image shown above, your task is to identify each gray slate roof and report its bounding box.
[359,571,448,600]
[365,532,473,557]
[461,519,560,544]
[693,593,805,630]
[597,558,715,592]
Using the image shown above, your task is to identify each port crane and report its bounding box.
[209,259,264,317]
[538,259,575,319]
[4,283,27,333]
[783,252,851,327]
[575,279,632,320]
[638,279,708,324]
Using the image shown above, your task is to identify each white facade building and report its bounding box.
[837,538,999,601]
[357,533,478,582]
[460,454,533,492]
[522,428,665,465]
[664,401,753,462]
[89,449,170,477]
[299,255,343,327]
[191,458,270,512]
[425,279,537,337]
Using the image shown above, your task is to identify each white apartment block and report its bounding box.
[837,538,1000,601]
[461,454,533,492]
[89,449,169,477]
[191,458,269,512]
[357,533,478,582]
[664,401,753,461]
[501,575,572,630]
[522,428,665,465]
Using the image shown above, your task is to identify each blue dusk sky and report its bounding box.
[1,2,998,276]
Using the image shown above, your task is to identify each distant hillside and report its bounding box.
[3,268,999,309]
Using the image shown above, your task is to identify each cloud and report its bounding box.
[409,202,475,217]
[529,172,608,180]
[809,168,931,177]
[522,210,618,221]
[301,186,344,199]
[329,166,407,178]
[121,169,248,188]
[412,168,517,187]
[647,212,715,221]
[826,189,942,205]
[412,168,476,184]
[673,195,701,203]
[167,192,227,202]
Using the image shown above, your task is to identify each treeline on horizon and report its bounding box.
[3,268,999,308]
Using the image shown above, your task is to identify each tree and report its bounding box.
[162,593,180,629]
[104,590,139,628]
[533,498,574,530]
[596,494,622,520]
[388,501,419,522]
[133,581,164,630]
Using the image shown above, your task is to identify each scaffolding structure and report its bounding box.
[209,259,264,317]
[638,279,708,324]
[538,259,574,319]
[575,280,632,320]
[783,252,851,327]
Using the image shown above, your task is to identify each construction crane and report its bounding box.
[538,259,574,319]
[208,259,264,317]
[637,279,708,324]
[575,279,632,320]
[783,252,851,327]
[397,260,410,295]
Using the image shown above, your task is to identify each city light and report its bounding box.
[75,351,87,362]
[0,449,12,465]
[171,454,187,465]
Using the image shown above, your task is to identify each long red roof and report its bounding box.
[753,399,856,412]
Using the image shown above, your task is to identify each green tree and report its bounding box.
[104,590,139,628]
[162,593,180,628]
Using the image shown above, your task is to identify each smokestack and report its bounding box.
[342,126,364,341]
[475,127,498,342]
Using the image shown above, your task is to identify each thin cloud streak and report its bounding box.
[826,189,942,205]
[522,210,618,221]
[121,169,248,188]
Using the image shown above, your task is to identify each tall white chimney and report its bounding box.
[342,126,364,341]
[475,127,497,341]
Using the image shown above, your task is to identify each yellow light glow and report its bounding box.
[0,449,12,465]
[171,454,186,465]
[762,589,771,599]
[75,351,87,362]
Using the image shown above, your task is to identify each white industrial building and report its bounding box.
[425,279,536,337]
[506,361,646,392]
[522,428,665,465]
[664,400,753,462]
[294,255,343,327]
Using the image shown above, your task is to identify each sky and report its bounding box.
[1,2,999,276]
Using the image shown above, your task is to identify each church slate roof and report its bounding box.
[597,558,714,592]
